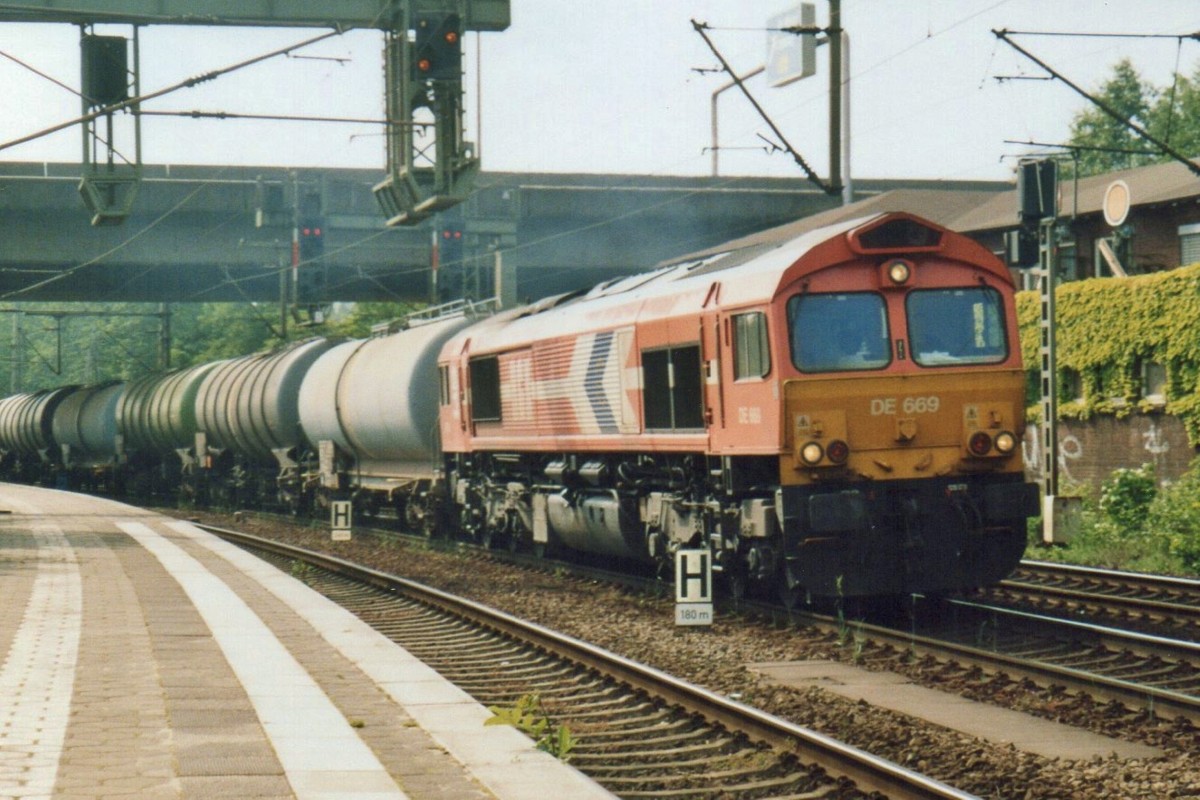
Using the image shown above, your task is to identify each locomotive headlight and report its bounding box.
[885,259,912,285]
[800,442,824,465]
[826,439,850,464]
[968,431,993,456]
[994,431,1017,454]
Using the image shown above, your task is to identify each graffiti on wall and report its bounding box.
[1023,416,1192,494]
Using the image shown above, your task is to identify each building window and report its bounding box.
[1142,360,1167,405]
[1180,223,1200,266]
[732,312,770,380]
[1061,368,1084,403]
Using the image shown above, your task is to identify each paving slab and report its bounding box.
[0,483,616,800]
[749,659,1162,761]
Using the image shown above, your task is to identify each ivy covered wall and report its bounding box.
[1017,262,1200,442]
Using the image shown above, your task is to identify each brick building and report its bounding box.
[954,159,1200,287]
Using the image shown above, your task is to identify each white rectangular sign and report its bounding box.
[675,603,714,626]
[331,500,352,540]
[674,549,714,627]
[674,549,712,603]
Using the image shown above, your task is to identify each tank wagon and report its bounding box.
[50,382,125,490]
[0,386,77,482]
[193,337,336,505]
[115,360,226,496]
[431,212,1040,599]
[296,311,479,520]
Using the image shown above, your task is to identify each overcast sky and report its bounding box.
[0,1,1195,184]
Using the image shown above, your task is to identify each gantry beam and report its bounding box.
[0,1,509,30]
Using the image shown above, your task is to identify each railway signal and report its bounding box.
[438,225,463,268]
[413,12,463,81]
[296,215,326,302]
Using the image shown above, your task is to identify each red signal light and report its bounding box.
[417,57,432,73]
[444,31,459,45]
[302,227,312,236]
[453,230,462,239]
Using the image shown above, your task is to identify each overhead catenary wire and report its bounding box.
[0,28,342,155]
[994,28,1200,177]
[690,19,838,196]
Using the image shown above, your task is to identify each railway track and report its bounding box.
[874,593,1200,724]
[986,560,1200,640]
[212,511,1200,727]
[203,523,976,800]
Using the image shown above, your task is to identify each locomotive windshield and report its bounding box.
[907,287,1007,366]
[788,293,890,372]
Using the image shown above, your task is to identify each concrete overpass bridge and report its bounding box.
[0,161,1007,304]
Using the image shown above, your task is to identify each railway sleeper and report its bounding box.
[554,700,661,721]
[601,767,808,791]
[569,714,693,737]
[571,726,727,753]
[581,748,764,775]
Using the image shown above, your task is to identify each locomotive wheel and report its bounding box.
[775,568,804,611]
[480,527,499,550]
[722,567,749,604]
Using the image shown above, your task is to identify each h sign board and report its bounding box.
[674,549,713,626]
[331,500,352,541]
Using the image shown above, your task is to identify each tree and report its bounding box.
[1148,63,1200,164]
[1066,58,1200,177]
[321,302,422,339]
[1067,58,1158,176]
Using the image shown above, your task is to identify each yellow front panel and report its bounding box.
[781,370,1026,485]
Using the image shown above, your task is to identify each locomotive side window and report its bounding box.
[642,344,704,430]
[468,356,502,422]
[908,287,1007,366]
[788,293,890,372]
[438,365,451,405]
[733,312,770,380]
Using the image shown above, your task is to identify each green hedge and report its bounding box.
[1016,262,1200,442]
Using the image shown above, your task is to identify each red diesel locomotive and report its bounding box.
[436,212,1039,599]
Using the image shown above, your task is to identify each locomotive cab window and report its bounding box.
[908,287,1007,366]
[642,344,704,430]
[468,356,501,422]
[788,293,890,372]
[733,312,770,380]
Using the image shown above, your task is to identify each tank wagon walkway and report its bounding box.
[0,483,615,800]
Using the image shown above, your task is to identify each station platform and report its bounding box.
[0,483,615,800]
